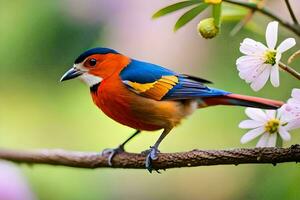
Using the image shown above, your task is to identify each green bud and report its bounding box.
[197,18,219,39]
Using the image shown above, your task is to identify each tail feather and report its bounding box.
[201,94,283,109]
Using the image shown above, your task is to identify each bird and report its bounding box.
[60,47,283,172]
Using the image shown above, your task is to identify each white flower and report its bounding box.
[239,107,299,147]
[284,88,300,129]
[286,88,300,118]
[236,21,296,91]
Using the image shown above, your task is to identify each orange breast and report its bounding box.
[91,75,163,131]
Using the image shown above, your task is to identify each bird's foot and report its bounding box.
[101,145,124,166]
[144,146,160,173]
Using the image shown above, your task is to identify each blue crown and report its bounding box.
[74,47,119,64]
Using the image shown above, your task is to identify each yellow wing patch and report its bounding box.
[125,75,179,100]
[126,82,156,93]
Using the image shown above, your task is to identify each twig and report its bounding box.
[0,145,299,170]
[223,0,300,36]
[284,0,299,25]
[279,62,300,80]
[230,0,266,36]
[230,10,255,36]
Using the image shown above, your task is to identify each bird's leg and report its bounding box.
[101,130,141,166]
[145,128,171,173]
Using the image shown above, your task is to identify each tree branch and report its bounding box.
[279,62,300,80]
[284,0,299,25]
[0,145,299,170]
[223,0,300,36]
[229,0,266,36]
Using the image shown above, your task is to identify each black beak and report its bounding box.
[60,67,84,82]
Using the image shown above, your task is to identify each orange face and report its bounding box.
[60,53,131,86]
[81,53,130,79]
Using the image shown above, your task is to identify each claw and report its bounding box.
[101,146,124,166]
[145,146,160,173]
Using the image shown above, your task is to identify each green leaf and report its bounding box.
[223,3,247,15]
[152,0,202,19]
[174,3,209,31]
[212,3,222,27]
[222,14,244,22]
[222,4,248,22]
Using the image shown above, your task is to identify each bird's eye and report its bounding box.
[88,58,97,66]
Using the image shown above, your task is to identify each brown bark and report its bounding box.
[0,145,299,170]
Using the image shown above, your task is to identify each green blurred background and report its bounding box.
[1,0,299,199]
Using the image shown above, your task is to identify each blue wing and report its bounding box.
[164,76,230,100]
[120,59,230,101]
[120,59,175,83]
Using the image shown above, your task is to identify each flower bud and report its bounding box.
[197,18,219,39]
[204,0,222,4]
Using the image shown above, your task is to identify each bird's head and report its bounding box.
[60,47,130,86]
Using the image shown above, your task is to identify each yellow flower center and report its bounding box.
[204,0,222,4]
[264,119,280,134]
[264,50,277,65]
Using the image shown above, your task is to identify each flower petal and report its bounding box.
[287,98,300,110]
[278,106,297,123]
[266,133,277,147]
[265,21,278,49]
[285,118,300,130]
[287,99,300,107]
[265,110,276,119]
[276,105,287,120]
[291,88,300,99]
[245,108,267,122]
[278,126,291,141]
[236,55,264,70]
[239,66,260,83]
[270,65,280,87]
[256,132,270,147]
[237,56,264,79]
[240,38,267,56]
[240,127,265,143]
[277,38,296,53]
[250,65,271,91]
[239,120,264,129]
[275,52,282,63]
[287,101,300,118]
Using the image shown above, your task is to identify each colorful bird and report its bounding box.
[60,47,283,172]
